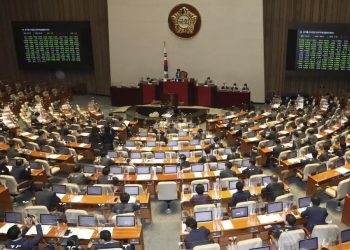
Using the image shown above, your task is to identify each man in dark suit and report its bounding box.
[179,154,190,170]
[34,185,61,212]
[230,181,251,207]
[300,150,319,166]
[219,162,237,178]
[198,147,217,163]
[167,124,178,134]
[318,144,331,162]
[97,166,118,185]
[94,230,123,249]
[272,214,299,239]
[112,192,140,214]
[266,126,278,141]
[272,139,284,159]
[242,159,262,178]
[10,159,31,184]
[6,140,19,159]
[97,152,114,167]
[35,130,48,147]
[211,137,224,149]
[67,165,89,185]
[0,154,10,175]
[301,195,328,232]
[261,175,285,202]
[184,217,211,249]
[193,129,204,140]
[306,130,318,146]
[292,131,302,150]
[190,184,213,205]
[226,146,240,160]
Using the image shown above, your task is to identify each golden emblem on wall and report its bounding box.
[168,4,201,39]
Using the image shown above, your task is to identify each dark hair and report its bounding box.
[99,229,112,242]
[249,158,256,165]
[311,195,321,206]
[312,150,318,159]
[185,217,197,230]
[102,166,110,176]
[120,192,130,203]
[270,126,276,132]
[285,214,296,226]
[236,181,244,191]
[100,151,107,157]
[198,129,203,133]
[8,140,15,148]
[7,225,21,240]
[179,154,187,161]
[204,147,211,155]
[225,162,232,169]
[293,131,299,137]
[73,165,81,173]
[67,235,80,248]
[195,184,205,195]
[15,159,23,166]
[275,139,281,144]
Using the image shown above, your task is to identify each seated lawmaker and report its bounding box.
[211,136,224,149]
[219,162,237,178]
[261,175,285,202]
[6,140,19,159]
[34,184,61,212]
[94,230,123,249]
[95,151,114,167]
[198,147,217,163]
[35,130,48,147]
[301,195,328,232]
[11,159,31,184]
[67,165,90,185]
[97,166,118,185]
[242,159,262,178]
[184,217,211,250]
[190,184,213,205]
[0,154,10,175]
[229,181,251,207]
[193,128,204,140]
[179,154,190,170]
[271,214,299,239]
[112,192,140,214]
[6,216,43,250]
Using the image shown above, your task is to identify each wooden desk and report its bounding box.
[329,242,350,250]
[65,142,95,160]
[341,194,350,225]
[240,137,261,155]
[206,111,247,131]
[0,186,12,211]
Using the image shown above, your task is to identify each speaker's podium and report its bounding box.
[161,81,194,106]
[196,84,217,107]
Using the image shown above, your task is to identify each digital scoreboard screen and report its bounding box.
[12,21,94,70]
[286,24,350,76]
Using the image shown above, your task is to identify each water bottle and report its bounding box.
[217,203,222,220]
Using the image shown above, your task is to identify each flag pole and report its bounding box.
[163,41,168,82]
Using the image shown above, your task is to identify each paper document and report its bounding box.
[298,207,307,214]
[113,174,124,180]
[257,214,283,224]
[64,228,94,239]
[248,137,258,142]
[48,154,60,159]
[288,158,301,164]
[172,146,179,151]
[128,196,137,203]
[56,194,66,199]
[26,225,52,235]
[136,174,151,181]
[101,227,114,235]
[214,171,220,176]
[79,143,87,147]
[194,172,202,178]
[71,195,83,202]
[221,220,234,230]
[21,132,31,136]
[80,133,90,137]
[195,145,202,150]
[324,129,334,134]
[336,167,350,174]
[181,223,189,234]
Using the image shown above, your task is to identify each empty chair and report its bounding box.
[276,229,305,250]
[221,177,239,189]
[93,184,114,195]
[205,162,218,171]
[193,243,220,250]
[327,156,341,169]
[325,177,350,211]
[249,174,267,186]
[296,163,320,182]
[65,209,88,225]
[275,193,294,206]
[236,201,257,215]
[0,175,31,204]
[24,142,39,151]
[65,183,81,194]
[24,206,49,220]
[236,238,262,250]
[157,181,178,214]
[193,204,216,214]
[191,179,210,193]
[311,224,340,246]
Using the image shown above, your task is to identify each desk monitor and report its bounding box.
[78,215,97,227]
[250,247,270,250]
[179,131,187,137]
[52,184,66,194]
[116,215,136,227]
[193,183,209,193]
[146,141,156,147]
[247,131,256,138]
[298,196,312,208]
[179,150,190,158]
[190,139,200,145]
[40,214,58,225]
[83,165,96,174]
[124,186,139,196]
[299,237,318,250]
[287,150,298,159]
[224,148,233,155]
[87,186,102,195]
[130,152,141,159]
[194,211,213,223]
[262,176,272,187]
[265,141,274,148]
[5,212,22,224]
[228,180,240,190]
[110,166,122,174]
[125,140,135,147]
[267,202,283,214]
[139,131,147,137]
[168,140,178,146]
[29,161,42,169]
[164,165,178,174]
[154,152,165,159]
[136,166,150,174]
[191,164,204,173]
[341,229,350,243]
[217,162,226,170]
[241,159,250,167]
[335,157,345,168]
[107,151,118,158]
[231,206,248,219]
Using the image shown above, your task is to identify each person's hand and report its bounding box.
[31,216,39,225]
[24,216,32,228]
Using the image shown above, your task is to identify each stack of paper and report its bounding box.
[80,133,90,137]
[48,154,60,159]
[288,158,301,164]
[71,195,83,202]
[56,194,66,199]
[79,143,87,147]
[0,223,18,234]
[221,220,234,230]
[248,137,258,142]
[194,172,202,178]
[26,225,52,235]
[136,174,151,181]
[64,228,94,239]
[257,214,283,224]
[335,167,350,175]
[181,223,189,234]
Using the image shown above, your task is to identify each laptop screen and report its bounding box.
[193,183,209,193]
[190,139,199,145]
[267,202,283,213]
[40,214,58,225]
[179,151,190,158]
[179,131,187,137]
[228,180,240,190]
[83,165,96,174]
[299,237,318,250]
[168,140,178,146]
[146,141,156,147]
[110,166,122,174]
[52,184,66,194]
[29,161,42,169]
[217,162,226,170]
[136,166,150,174]
[164,165,178,174]
[224,148,233,155]
[241,159,250,167]
[124,186,139,196]
[107,151,118,158]
[341,229,350,243]
[191,164,204,172]
[262,176,272,187]
[194,211,213,223]
[130,152,141,159]
[154,152,165,159]
[116,216,136,227]
[298,197,312,208]
[125,141,135,147]
[87,186,102,195]
[231,207,248,219]
[5,212,22,224]
[78,215,97,227]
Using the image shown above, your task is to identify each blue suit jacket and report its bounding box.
[301,206,328,232]
[185,227,210,249]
